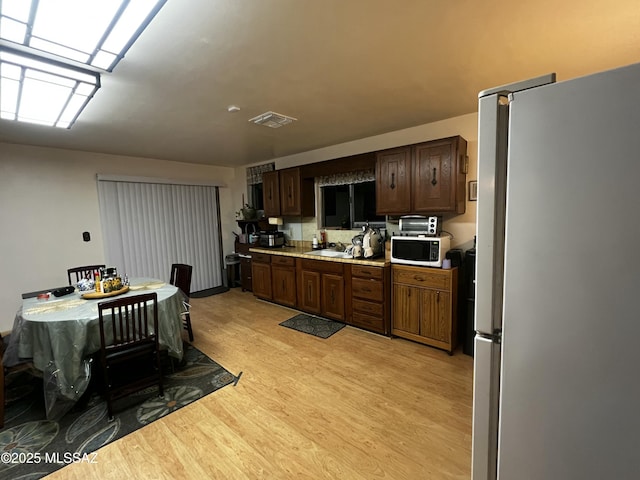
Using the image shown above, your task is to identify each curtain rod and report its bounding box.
[96,174,226,187]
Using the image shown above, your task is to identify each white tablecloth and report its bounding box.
[4,278,185,418]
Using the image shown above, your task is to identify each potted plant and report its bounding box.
[241,204,257,220]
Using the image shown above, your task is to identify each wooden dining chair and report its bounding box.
[0,333,34,428]
[170,263,194,342]
[97,292,163,420]
[67,264,106,285]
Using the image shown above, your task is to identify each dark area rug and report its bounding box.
[279,314,346,339]
[190,285,230,298]
[0,344,238,479]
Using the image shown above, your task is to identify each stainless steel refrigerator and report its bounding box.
[472,61,640,480]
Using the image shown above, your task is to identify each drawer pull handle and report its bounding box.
[431,167,438,186]
[414,275,425,281]
[390,172,396,190]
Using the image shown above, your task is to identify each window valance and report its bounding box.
[317,169,375,187]
[246,162,275,185]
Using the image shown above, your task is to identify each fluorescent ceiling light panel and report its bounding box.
[0,0,166,128]
[249,111,298,128]
[0,0,167,71]
[0,47,100,128]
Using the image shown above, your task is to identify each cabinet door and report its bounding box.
[322,273,345,321]
[413,137,466,214]
[375,147,412,214]
[420,289,451,343]
[272,266,297,307]
[262,170,281,217]
[392,284,420,334]
[279,168,302,216]
[251,262,272,300]
[240,257,252,292]
[300,270,321,314]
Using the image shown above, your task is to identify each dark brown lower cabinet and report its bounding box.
[271,256,296,307]
[321,273,344,322]
[297,259,345,322]
[299,270,321,314]
[251,253,272,300]
[251,251,390,336]
[348,264,390,335]
[240,257,252,292]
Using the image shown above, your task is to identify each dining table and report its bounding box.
[3,277,186,419]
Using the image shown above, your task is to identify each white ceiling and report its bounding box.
[1,0,639,168]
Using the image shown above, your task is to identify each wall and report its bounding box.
[2,111,478,331]
[0,143,237,331]
[245,113,479,250]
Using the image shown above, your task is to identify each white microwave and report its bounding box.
[390,235,450,267]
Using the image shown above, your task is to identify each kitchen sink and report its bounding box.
[304,249,353,258]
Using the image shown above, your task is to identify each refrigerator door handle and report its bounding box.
[475,94,509,334]
[472,336,501,480]
[475,74,556,335]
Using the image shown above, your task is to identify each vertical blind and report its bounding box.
[97,179,223,292]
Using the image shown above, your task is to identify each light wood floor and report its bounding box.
[49,288,474,480]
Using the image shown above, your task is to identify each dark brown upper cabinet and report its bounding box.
[262,167,315,217]
[376,136,467,215]
[262,170,281,217]
[375,146,412,215]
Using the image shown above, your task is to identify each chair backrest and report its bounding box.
[67,264,106,285]
[170,263,193,297]
[97,292,158,351]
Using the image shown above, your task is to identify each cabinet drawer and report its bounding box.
[392,266,450,290]
[351,265,383,280]
[252,253,271,264]
[300,259,344,275]
[352,298,383,317]
[351,311,385,334]
[271,255,295,267]
[352,278,384,301]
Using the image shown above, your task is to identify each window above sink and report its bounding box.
[319,169,385,229]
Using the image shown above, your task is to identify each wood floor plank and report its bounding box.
[47,288,473,479]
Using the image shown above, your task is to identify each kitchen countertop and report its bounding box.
[249,245,390,267]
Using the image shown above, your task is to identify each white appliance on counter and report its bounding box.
[472,62,640,479]
[390,216,449,267]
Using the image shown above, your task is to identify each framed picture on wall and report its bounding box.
[469,180,478,201]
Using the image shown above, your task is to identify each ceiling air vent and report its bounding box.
[249,111,297,128]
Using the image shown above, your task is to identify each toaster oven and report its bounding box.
[259,231,285,248]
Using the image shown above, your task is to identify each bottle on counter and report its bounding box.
[320,229,327,248]
[95,271,102,293]
[312,234,319,249]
